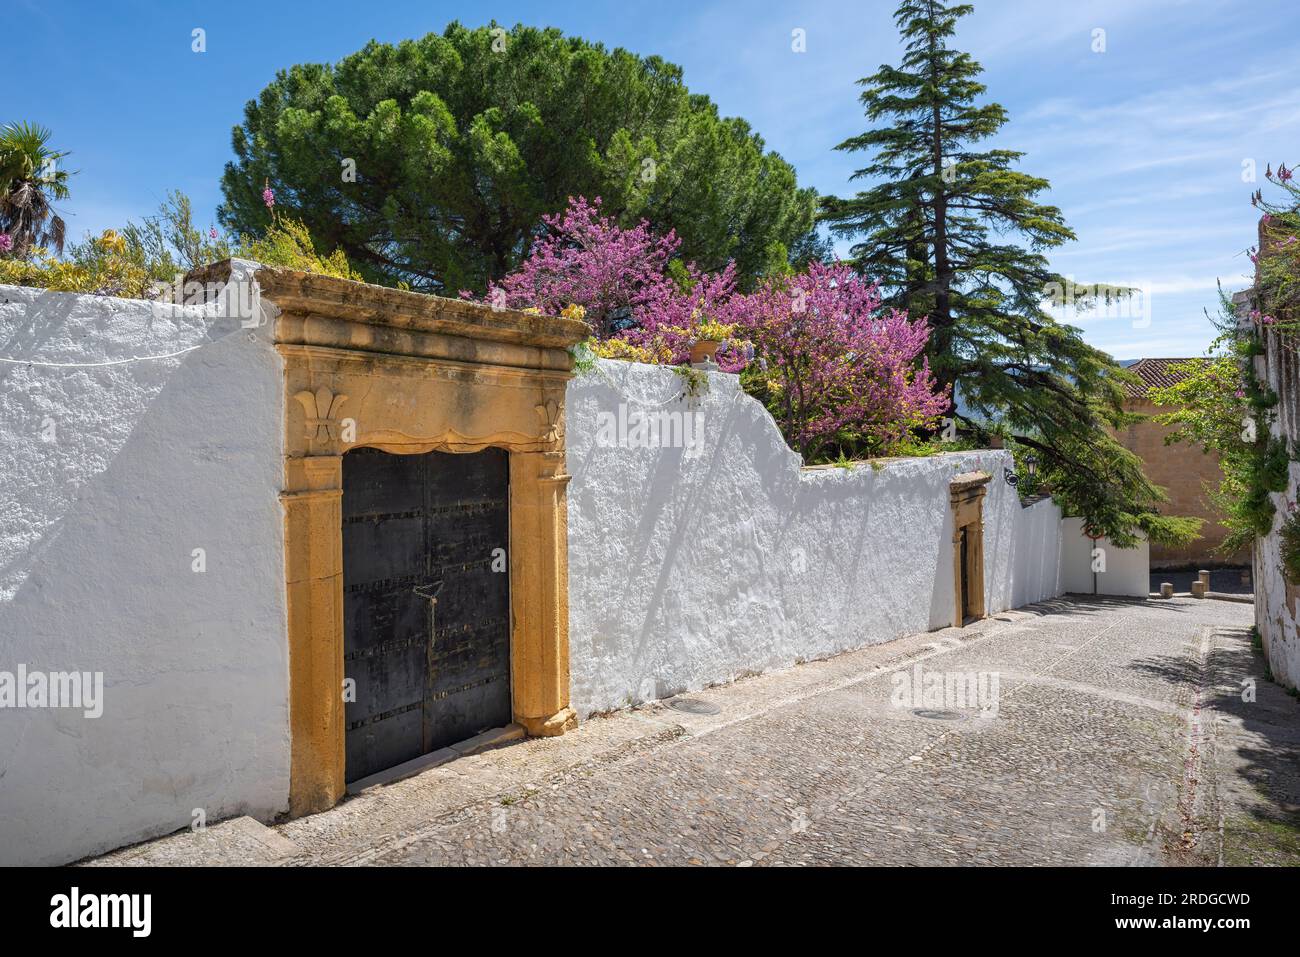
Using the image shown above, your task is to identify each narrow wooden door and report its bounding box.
[341,447,511,782]
[960,525,971,622]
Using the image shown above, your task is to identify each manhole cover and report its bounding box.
[912,709,965,721]
[668,697,721,715]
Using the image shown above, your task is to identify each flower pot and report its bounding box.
[690,339,722,365]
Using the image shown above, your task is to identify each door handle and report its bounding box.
[412,580,444,605]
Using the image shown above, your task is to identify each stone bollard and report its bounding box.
[1191,580,1207,599]
[1160,582,1174,599]
[1198,569,1211,589]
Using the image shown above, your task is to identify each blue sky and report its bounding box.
[11,0,1299,359]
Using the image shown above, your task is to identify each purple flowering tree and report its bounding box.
[471,196,751,371]
[477,196,678,335]
[731,261,950,459]
[478,197,948,456]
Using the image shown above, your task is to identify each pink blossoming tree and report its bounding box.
[471,196,750,371]
[481,196,676,335]
[731,261,950,459]
[479,197,949,457]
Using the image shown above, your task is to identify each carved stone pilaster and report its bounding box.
[258,262,590,816]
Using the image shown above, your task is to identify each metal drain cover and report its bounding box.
[912,708,964,721]
[668,697,721,715]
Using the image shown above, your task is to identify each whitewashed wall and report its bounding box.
[0,268,289,865]
[0,292,1073,864]
[565,359,1065,716]
[1060,518,1150,598]
[1253,327,1300,689]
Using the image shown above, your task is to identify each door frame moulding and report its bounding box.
[210,262,591,817]
[949,471,990,627]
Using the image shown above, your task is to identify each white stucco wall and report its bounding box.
[565,359,1065,716]
[1060,518,1150,598]
[1009,496,1068,609]
[1253,328,1300,689]
[0,265,289,865]
[1255,497,1299,689]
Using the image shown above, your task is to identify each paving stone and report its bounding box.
[86,596,1299,867]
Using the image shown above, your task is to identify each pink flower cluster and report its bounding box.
[475,196,950,455]
[728,261,951,455]
[474,196,749,370]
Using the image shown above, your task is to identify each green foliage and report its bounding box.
[218,22,816,295]
[0,191,359,298]
[1252,165,1300,322]
[567,340,598,376]
[0,121,73,257]
[116,190,233,284]
[817,0,1184,544]
[1280,509,1300,584]
[239,217,361,281]
[891,435,981,457]
[1149,285,1295,554]
[672,364,709,399]
[1145,170,1300,560]
[0,232,153,298]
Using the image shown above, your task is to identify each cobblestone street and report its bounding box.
[92,596,1300,867]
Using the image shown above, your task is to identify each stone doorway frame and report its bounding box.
[243,265,590,817]
[950,471,990,626]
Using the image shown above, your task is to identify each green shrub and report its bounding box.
[1280,508,1300,583]
[236,217,361,282]
[0,193,362,299]
[0,231,152,298]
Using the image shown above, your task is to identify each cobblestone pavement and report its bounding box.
[90,595,1300,867]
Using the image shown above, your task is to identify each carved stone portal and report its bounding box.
[229,263,590,817]
[950,471,990,627]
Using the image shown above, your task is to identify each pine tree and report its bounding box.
[219,23,816,295]
[820,0,1196,545]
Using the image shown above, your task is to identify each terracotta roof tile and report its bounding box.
[1123,357,1205,398]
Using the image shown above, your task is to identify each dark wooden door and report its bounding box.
[959,526,971,622]
[342,447,511,782]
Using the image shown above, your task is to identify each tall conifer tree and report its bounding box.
[821,0,1195,544]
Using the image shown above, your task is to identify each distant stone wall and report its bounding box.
[1117,396,1246,568]
[564,359,1065,716]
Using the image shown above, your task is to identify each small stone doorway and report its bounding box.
[950,471,990,627]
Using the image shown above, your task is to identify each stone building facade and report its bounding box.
[1117,357,1247,569]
